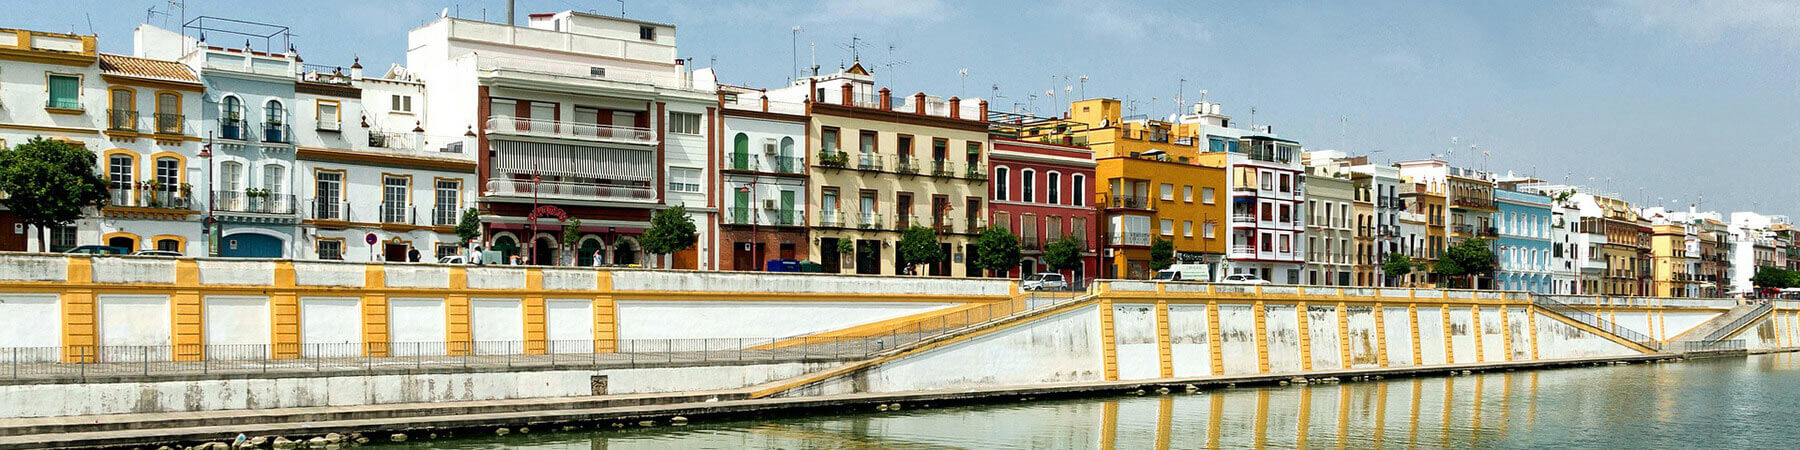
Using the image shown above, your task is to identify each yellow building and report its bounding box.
[777,64,990,277]
[1650,223,1698,297]
[1008,98,1227,279]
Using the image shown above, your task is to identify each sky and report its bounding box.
[12,0,1800,217]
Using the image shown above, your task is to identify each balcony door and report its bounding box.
[779,190,796,225]
[733,188,750,224]
[530,103,557,132]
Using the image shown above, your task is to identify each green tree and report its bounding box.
[897,225,945,275]
[1381,252,1416,287]
[836,238,855,255]
[561,217,583,266]
[1434,238,1497,289]
[0,137,109,251]
[1149,238,1175,272]
[972,226,1022,277]
[455,208,482,254]
[1042,235,1083,273]
[640,205,697,268]
[1751,266,1798,290]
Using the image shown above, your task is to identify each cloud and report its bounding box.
[1596,0,1800,46]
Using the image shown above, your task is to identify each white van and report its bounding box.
[1153,264,1212,282]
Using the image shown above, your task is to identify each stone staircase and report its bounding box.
[1682,302,1773,344]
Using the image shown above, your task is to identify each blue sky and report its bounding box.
[13,0,1800,216]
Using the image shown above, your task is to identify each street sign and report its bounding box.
[365,233,378,245]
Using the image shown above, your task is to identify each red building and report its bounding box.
[988,138,1100,284]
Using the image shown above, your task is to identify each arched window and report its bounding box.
[1072,174,1086,206]
[264,99,285,125]
[779,136,796,169]
[156,92,182,133]
[107,153,135,206]
[731,133,750,170]
[994,167,1010,201]
[222,95,243,120]
[155,157,180,192]
[1021,169,1036,203]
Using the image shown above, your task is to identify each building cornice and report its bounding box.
[809,102,988,133]
[296,146,477,172]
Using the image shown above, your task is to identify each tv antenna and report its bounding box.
[881,42,909,88]
[837,34,867,63]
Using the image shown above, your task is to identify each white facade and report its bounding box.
[1179,102,1305,284]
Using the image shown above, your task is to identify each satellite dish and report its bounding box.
[440,8,449,18]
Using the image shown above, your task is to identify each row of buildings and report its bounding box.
[0,12,1792,295]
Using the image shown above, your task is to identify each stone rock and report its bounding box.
[428,433,438,440]
[249,436,269,447]
[638,420,656,427]
[325,433,344,443]
[389,433,407,442]
[271,437,296,449]
[561,425,577,432]
[611,423,625,428]
[307,437,328,447]
[670,416,689,425]
[519,427,530,434]
[495,428,511,436]
[1155,387,1171,394]
[1291,376,1309,384]
[888,403,902,411]
[353,437,370,445]
[877,404,890,411]
[1184,384,1199,392]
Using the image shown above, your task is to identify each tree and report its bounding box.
[640,205,697,268]
[1042,235,1083,273]
[1381,252,1416,286]
[561,217,583,266]
[1149,238,1175,271]
[1435,238,1497,289]
[455,208,482,254]
[972,226,1022,277]
[897,225,944,275]
[1751,266,1798,291]
[0,137,109,251]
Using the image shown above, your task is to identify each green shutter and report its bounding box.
[48,75,80,109]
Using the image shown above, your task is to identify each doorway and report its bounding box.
[820,237,841,273]
[533,236,558,266]
[856,239,881,275]
[384,243,408,262]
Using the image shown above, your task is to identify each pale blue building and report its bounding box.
[1495,188,1553,293]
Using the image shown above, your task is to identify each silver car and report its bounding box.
[1022,273,1068,291]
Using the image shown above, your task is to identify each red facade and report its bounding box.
[987,138,1100,285]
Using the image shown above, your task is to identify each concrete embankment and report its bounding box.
[0,353,1691,449]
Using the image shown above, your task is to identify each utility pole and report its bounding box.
[790,26,801,84]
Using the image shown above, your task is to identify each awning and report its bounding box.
[492,140,653,181]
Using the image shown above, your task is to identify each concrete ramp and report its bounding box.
[1681,303,1772,344]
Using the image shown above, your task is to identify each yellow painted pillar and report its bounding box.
[524,268,547,355]
[1499,306,1513,361]
[1099,298,1119,381]
[1374,304,1390,367]
[62,258,97,363]
[1337,302,1352,369]
[1206,301,1223,376]
[1442,305,1455,364]
[1101,400,1119,449]
[1296,385,1312,449]
[1254,390,1270,448]
[1254,301,1269,374]
[596,271,617,353]
[1296,301,1313,371]
[446,267,471,356]
[270,262,299,359]
[1207,393,1224,449]
[1155,300,1173,378]
[361,265,389,357]
[170,260,203,362]
[1528,306,1540,360]
[1409,304,1422,365]
[1155,396,1173,450]
[1471,305,1484,362]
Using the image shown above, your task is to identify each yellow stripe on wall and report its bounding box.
[61,258,96,363]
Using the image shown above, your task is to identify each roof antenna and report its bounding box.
[617,0,625,17]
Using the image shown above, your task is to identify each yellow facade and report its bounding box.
[1650,224,1695,298]
[804,99,991,277]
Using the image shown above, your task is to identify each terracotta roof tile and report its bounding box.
[97,53,200,84]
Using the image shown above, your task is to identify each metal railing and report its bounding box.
[1665,339,1746,353]
[484,178,656,203]
[262,123,292,144]
[317,118,341,132]
[312,199,350,221]
[107,109,138,131]
[155,113,185,135]
[1531,294,1660,350]
[220,118,248,140]
[379,202,414,224]
[484,115,656,145]
[432,207,460,226]
[1700,302,1775,343]
[214,191,296,215]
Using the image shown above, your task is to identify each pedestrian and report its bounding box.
[592,249,604,267]
[407,246,421,263]
[471,244,484,265]
[510,254,522,265]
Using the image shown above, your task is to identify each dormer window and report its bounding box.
[639,26,655,40]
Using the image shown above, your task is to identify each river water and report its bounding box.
[375,353,1800,449]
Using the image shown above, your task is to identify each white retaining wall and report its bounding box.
[615,301,956,340]
[1112,304,1160,381]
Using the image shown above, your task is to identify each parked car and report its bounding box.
[65,245,129,255]
[1022,273,1068,291]
[132,250,183,257]
[1152,264,1212,282]
[437,255,469,264]
[1219,273,1271,285]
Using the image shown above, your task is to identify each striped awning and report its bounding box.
[492,140,653,181]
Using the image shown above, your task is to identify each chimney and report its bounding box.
[760,94,769,112]
[807,79,818,103]
[506,0,516,25]
[978,100,989,121]
[912,93,925,114]
[413,121,426,151]
[840,84,853,107]
[878,88,891,111]
[350,56,363,80]
[948,97,961,119]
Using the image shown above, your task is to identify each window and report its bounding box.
[316,100,339,128]
[154,157,180,192]
[109,88,136,130]
[220,161,242,193]
[108,153,134,204]
[1279,204,1291,223]
[994,167,1010,200]
[1183,185,1193,203]
[1183,221,1194,237]
[1260,172,1273,190]
[435,179,460,222]
[265,100,285,125]
[263,164,284,197]
[1280,234,1291,252]
[156,238,181,252]
[1261,232,1273,251]
[859,130,877,154]
[1072,174,1086,206]
[317,239,344,260]
[50,225,78,252]
[1279,174,1292,193]
[314,171,343,219]
[156,92,182,133]
[668,112,702,134]
[639,25,656,40]
[1022,170,1036,203]
[668,167,702,193]
[821,127,839,153]
[1203,221,1216,239]
[382,176,410,222]
[1161,219,1175,236]
[1048,172,1061,205]
[47,74,80,109]
[1202,187,1215,204]
[436,244,459,260]
[391,94,413,113]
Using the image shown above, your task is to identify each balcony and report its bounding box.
[484,179,656,203]
[1450,196,1494,210]
[379,202,414,225]
[432,207,460,226]
[894,157,921,175]
[857,211,883,230]
[107,109,138,131]
[154,113,184,135]
[815,151,848,168]
[484,115,657,146]
[856,153,884,172]
[220,118,248,140]
[107,189,193,211]
[933,216,955,233]
[930,160,955,178]
[964,162,988,181]
[894,214,918,230]
[1379,225,1399,237]
[1021,236,1042,250]
[262,123,292,144]
[213,191,296,215]
[1230,245,1257,258]
[316,118,341,132]
[311,199,351,221]
[818,209,845,228]
[1232,213,1257,224]
[1106,194,1153,210]
[1111,231,1151,247]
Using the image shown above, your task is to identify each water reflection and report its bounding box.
[382,353,1800,449]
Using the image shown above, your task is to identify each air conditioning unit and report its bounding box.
[763,199,777,210]
[763,139,778,154]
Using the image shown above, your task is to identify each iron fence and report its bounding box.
[1665,339,1746,353]
[1700,302,1774,343]
[1531,294,1661,350]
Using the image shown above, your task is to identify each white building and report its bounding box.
[1179,102,1306,284]
[406,11,717,267]
[710,83,809,271]
[0,28,209,255]
[1728,211,1788,294]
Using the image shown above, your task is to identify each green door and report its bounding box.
[733,133,750,170]
[733,189,751,224]
[780,190,796,225]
